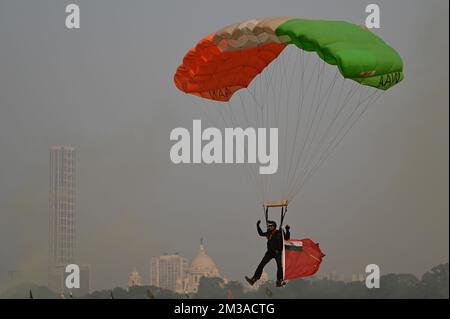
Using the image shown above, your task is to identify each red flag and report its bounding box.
[283,238,325,280]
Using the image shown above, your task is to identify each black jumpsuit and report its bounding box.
[252,223,290,282]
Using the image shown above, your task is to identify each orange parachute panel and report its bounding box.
[174,33,286,102]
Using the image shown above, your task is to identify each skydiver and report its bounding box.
[245,220,290,287]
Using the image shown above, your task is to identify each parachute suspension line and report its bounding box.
[286,77,359,199]
[227,95,257,184]
[247,81,267,202]
[287,67,340,193]
[251,49,283,202]
[259,62,268,201]
[290,84,368,199]
[245,47,322,202]
[283,49,307,197]
[271,54,285,197]
[290,75,346,195]
[302,69,341,158]
[278,49,293,201]
[284,48,300,198]
[286,45,301,97]
[226,98,264,205]
[295,59,326,175]
[291,89,382,200]
[270,57,282,143]
[192,47,384,207]
[288,88,384,200]
[285,49,314,197]
[285,56,324,197]
[286,61,339,196]
[281,49,292,200]
[193,97,221,130]
[194,90,264,206]
[207,96,231,129]
[275,53,287,195]
[267,56,283,201]
[287,81,361,201]
[303,83,367,174]
[245,62,283,204]
[192,95,265,205]
[239,89,261,192]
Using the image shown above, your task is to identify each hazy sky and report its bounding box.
[0,0,448,291]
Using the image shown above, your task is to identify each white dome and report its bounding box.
[190,244,220,277]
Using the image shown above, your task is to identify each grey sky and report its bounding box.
[0,0,448,291]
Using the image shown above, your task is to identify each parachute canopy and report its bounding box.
[173,17,404,205]
[174,17,404,101]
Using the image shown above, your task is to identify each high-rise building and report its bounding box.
[150,254,189,293]
[48,263,91,297]
[48,146,76,294]
[78,264,91,297]
[149,239,222,294]
[48,146,90,296]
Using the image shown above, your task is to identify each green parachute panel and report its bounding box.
[275,19,404,90]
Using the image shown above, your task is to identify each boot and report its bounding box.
[245,276,257,286]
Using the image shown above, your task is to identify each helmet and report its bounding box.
[266,220,277,229]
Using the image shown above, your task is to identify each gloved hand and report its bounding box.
[257,220,261,226]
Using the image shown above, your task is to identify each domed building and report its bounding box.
[128,267,141,287]
[184,238,221,293]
